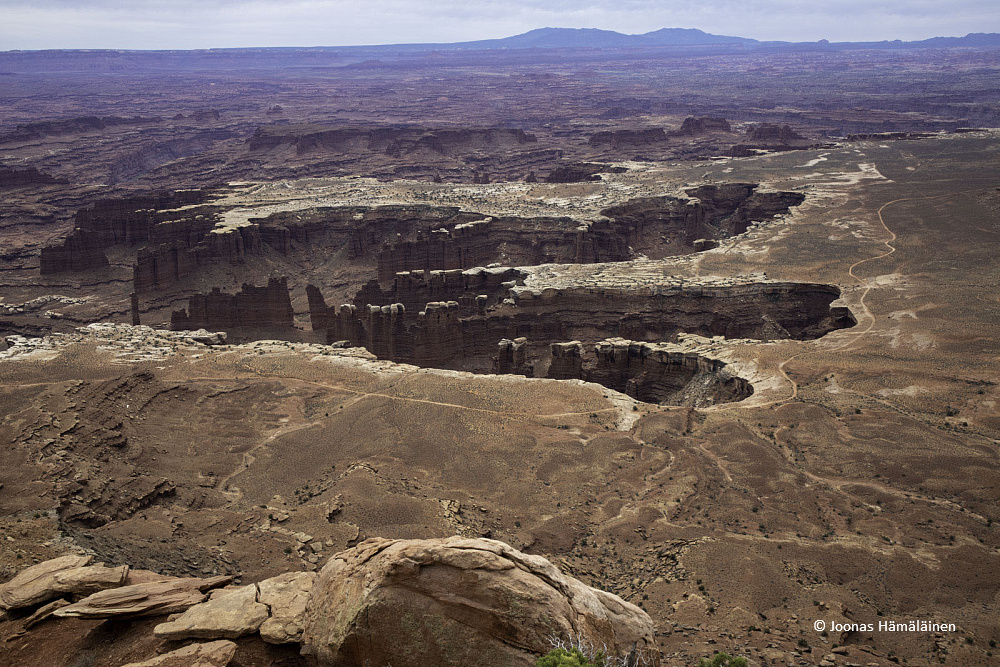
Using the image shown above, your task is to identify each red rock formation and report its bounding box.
[170,277,294,331]
[581,338,752,406]
[413,301,462,366]
[493,337,530,375]
[247,126,536,157]
[39,190,215,275]
[588,128,668,148]
[672,116,732,135]
[0,167,68,187]
[745,123,805,144]
[134,225,262,293]
[547,341,584,379]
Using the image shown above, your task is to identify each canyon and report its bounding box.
[1,32,999,667]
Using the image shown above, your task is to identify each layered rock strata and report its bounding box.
[170,277,294,331]
[39,190,216,275]
[308,271,852,404]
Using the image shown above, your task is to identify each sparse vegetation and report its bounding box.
[696,652,748,667]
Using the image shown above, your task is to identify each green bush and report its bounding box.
[696,652,748,667]
[537,647,603,667]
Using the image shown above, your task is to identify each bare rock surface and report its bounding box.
[54,575,231,619]
[0,555,127,610]
[300,536,657,667]
[120,640,237,667]
[22,598,71,629]
[257,571,316,644]
[152,583,269,640]
[0,554,92,609]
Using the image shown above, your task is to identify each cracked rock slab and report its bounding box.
[0,555,128,610]
[54,575,232,619]
[153,584,269,640]
[120,640,237,667]
[257,571,316,644]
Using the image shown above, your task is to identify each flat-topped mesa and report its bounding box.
[729,123,827,156]
[672,116,733,136]
[0,166,68,188]
[170,277,294,331]
[588,128,668,148]
[39,190,217,275]
[247,125,536,157]
[745,123,806,144]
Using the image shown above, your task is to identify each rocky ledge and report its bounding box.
[0,537,657,667]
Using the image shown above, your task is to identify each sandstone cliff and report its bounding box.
[170,277,294,331]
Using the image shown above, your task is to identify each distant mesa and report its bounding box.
[674,116,732,136]
[247,125,537,157]
[0,115,163,144]
[745,123,806,144]
[0,166,68,188]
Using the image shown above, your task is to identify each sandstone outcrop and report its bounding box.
[746,123,805,144]
[54,575,232,619]
[299,536,657,667]
[120,640,237,667]
[134,223,262,293]
[583,338,752,405]
[170,277,294,331]
[494,336,530,375]
[257,571,316,644]
[0,554,128,610]
[39,190,217,275]
[153,584,269,640]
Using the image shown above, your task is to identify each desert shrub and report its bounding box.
[537,648,601,667]
[695,652,748,667]
[540,634,653,667]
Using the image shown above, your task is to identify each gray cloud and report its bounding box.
[0,0,998,49]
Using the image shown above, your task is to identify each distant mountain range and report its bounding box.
[443,27,1000,50]
[453,27,758,49]
[1,27,998,73]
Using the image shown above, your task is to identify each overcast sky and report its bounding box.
[1,0,998,50]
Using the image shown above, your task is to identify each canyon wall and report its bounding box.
[39,190,217,275]
[169,277,294,331]
[306,273,853,404]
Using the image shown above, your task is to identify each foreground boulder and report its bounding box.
[0,554,128,610]
[300,537,657,667]
[120,640,237,667]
